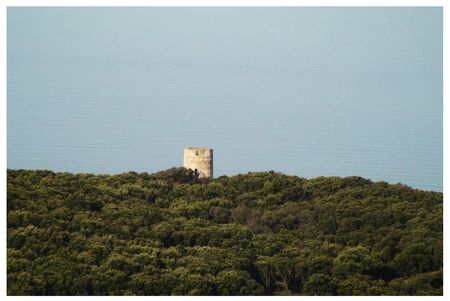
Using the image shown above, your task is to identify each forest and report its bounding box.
[7,168,443,295]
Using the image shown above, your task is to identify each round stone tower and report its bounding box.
[183,147,213,179]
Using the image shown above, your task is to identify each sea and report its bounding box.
[7,7,443,191]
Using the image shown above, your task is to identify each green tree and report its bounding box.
[304,273,337,295]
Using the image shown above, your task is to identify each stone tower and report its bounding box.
[183,147,213,179]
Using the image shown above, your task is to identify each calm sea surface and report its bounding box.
[7,8,443,191]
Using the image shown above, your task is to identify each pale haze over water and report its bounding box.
[7,8,443,191]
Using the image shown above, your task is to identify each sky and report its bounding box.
[7,7,443,191]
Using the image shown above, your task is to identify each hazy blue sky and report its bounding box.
[8,7,442,191]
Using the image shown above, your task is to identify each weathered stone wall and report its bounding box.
[183,147,213,179]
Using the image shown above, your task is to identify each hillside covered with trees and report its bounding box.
[7,168,443,295]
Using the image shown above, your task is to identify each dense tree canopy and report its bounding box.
[7,168,442,295]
